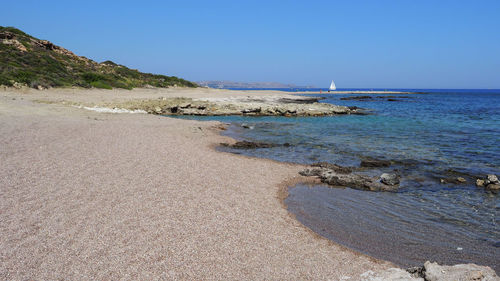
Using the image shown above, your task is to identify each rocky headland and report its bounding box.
[50,95,362,117]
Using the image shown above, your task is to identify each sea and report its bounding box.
[175,88,500,271]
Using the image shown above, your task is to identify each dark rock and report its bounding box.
[380,173,400,185]
[220,141,277,149]
[241,108,261,114]
[377,95,413,99]
[311,162,353,174]
[406,266,425,278]
[299,168,323,177]
[360,159,391,168]
[318,170,397,191]
[387,98,400,101]
[440,177,468,184]
[277,97,323,104]
[340,95,372,101]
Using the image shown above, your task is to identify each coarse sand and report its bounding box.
[0,89,392,280]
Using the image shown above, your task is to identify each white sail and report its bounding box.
[329,80,336,90]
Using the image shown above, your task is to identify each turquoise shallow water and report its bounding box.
[173,89,500,270]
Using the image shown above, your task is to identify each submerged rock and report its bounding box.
[440,177,469,185]
[220,141,277,149]
[360,159,391,168]
[486,184,500,191]
[340,95,373,101]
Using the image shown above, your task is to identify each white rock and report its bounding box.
[424,261,500,281]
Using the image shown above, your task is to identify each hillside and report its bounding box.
[0,26,197,89]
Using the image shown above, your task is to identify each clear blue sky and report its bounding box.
[3,0,500,88]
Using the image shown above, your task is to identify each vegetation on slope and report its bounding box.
[0,26,197,89]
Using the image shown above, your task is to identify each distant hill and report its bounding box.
[198,80,313,89]
[0,26,197,89]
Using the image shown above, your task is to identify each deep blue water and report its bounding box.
[174,89,500,270]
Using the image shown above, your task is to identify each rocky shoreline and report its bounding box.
[220,140,499,193]
[367,261,500,280]
[74,95,362,117]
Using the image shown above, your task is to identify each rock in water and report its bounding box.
[360,159,391,168]
[298,168,323,177]
[486,184,500,191]
[423,261,500,281]
[487,174,499,184]
[220,141,276,149]
[311,162,353,174]
[319,170,397,191]
[380,173,400,185]
[476,179,486,187]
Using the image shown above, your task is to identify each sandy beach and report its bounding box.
[0,87,397,280]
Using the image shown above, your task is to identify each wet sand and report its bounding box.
[0,88,392,280]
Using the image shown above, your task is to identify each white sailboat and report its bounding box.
[329,80,336,91]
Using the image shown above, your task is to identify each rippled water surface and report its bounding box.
[174,90,500,270]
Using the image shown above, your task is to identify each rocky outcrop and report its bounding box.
[105,96,359,117]
[310,162,354,174]
[362,261,499,281]
[299,166,399,192]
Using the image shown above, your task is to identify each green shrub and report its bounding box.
[90,80,112,89]
[82,72,106,83]
[14,71,36,84]
[0,76,13,86]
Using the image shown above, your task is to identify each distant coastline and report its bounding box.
[197,80,314,89]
